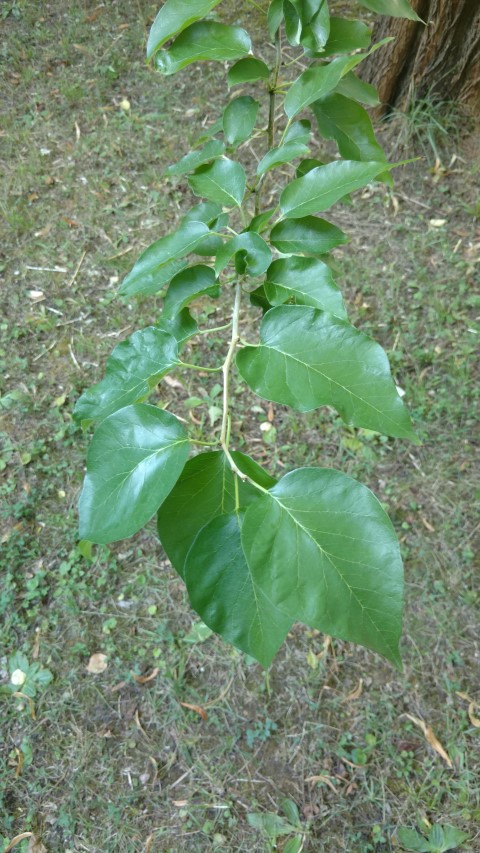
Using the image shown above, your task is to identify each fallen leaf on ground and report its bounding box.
[26,836,48,853]
[131,668,160,684]
[86,653,108,674]
[305,774,337,793]
[179,701,208,721]
[456,691,480,728]
[3,834,34,852]
[342,679,363,702]
[403,714,453,767]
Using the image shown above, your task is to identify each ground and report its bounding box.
[0,1,479,852]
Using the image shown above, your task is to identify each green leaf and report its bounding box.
[439,825,469,851]
[321,17,372,56]
[280,160,391,218]
[74,327,180,425]
[248,209,275,234]
[228,57,270,86]
[299,0,331,52]
[188,158,246,207]
[241,467,404,663]
[158,309,198,348]
[282,837,304,853]
[257,141,310,176]
[215,232,272,277]
[162,265,219,319]
[357,0,421,21]
[280,798,301,827]
[236,306,416,439]
[312,94,387,162]
[223,96,259,147]
[267,0,284,38]
[296,157,324,177]
[429,826,446,852]
[270,216,348,254]
[335,71,380,106]
[146,0,222,58]
[284,119,311,144]
[185,513,292,666]
[285,54,366,119]
[166,139,225,177]
[79,404,190,544]
[154,22,252,76]
[182,202,228,256]
[264,256,346,317]
[157,450,275,578]
[283,1,302,46]
[396,828,431,852]
[120,221,209,297]
[247,812,297,836]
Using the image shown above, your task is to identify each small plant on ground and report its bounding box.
[397,823,469,852]
[75,0,421,668]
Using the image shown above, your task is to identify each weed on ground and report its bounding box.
[1,2,479,852]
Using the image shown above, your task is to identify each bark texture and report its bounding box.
[361,0,480,114]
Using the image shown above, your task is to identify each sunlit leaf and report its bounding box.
[263,256,347,317]
[188,158,246,207]
[146,0,222,57]
[280,160,391,218]
[166,139,225,177]
[79,404,189,544]
[215,232,272,276]
[241,467,404,663]
[154,22,251,76]
[162,265,219,318]
[357,0,421,21]
[228,57,270,86]
[236,305,416,439]
[270,215,348,254]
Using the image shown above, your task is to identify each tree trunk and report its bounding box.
[361,0,480,115]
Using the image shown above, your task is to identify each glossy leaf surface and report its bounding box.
[227,57,270,86]
[188,158,246,207]
[357,0,421,20]
[284,119,311,144]
[154,22,251,76]
[285,54,366,119]
[74,328,179,426]
[312,94,387,162]
[79,405,189,544]
[257,141,310,176]
[236,306,416,439]
[166,139,225,177]
[215,232,272,277]
[280,160,390,218]
[146,0,222,57]
[158,309,198,348]
[185,513,292,666]
[223,96,259,147]
[157,450,275,577]
[120,221,209,297]
[264,256,346,317]
[270,215,347,254]
[335,71,380,106]
[162,265,219,319]
[241,467,404,663]
[321,17,371,56]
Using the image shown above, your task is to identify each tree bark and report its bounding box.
[361,0,480,115]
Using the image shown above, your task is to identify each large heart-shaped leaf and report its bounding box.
[270,216,348,254]
[215,232,272,277]
[236,305,416,439]
[74,327,180,426]
[79,404,190,544]
[185,513,292,666]
[146,0,222,58]
[357,0,421,21]
[285,54,365,119]
[223,96,259,147]
[162,265,219,319]
[263,256,346,317]
[280,160,391,218]
[154,22,252,76]
[157,450,275,578]
[120,221,209,297]
[188,158,246,207]
[241,468,404,663]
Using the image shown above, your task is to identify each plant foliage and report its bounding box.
[75,0,419,667]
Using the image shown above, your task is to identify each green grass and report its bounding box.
[1,2,479,852]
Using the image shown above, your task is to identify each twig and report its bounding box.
[67,249,87,288]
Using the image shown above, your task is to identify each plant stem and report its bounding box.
[219,283,249,481]
[255,27,282,215]
[180,362,223,373]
